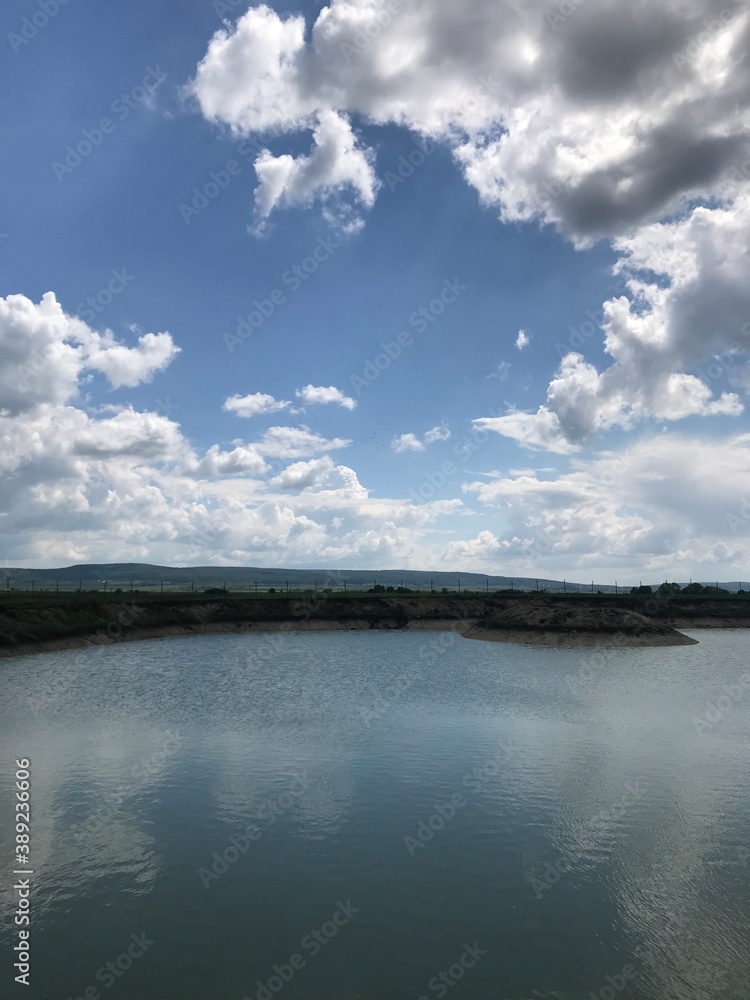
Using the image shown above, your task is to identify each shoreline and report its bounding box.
[3,593,750,658]
[462,626,698,648]
[4,617,744,659]
[0,618,473,659]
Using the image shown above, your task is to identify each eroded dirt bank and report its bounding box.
[1,594,748,657]
[463,602,697,647]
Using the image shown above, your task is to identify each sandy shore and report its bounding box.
[462,602,699,647]
[461,626,698,648]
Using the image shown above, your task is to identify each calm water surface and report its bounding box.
[1,629,749,999]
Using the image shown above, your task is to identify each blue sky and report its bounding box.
[2,0,749,581]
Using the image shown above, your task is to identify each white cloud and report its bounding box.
[0,295,462,570]
[192,444,268,478]
[424,424,452,444]
[269,456,339,490]
[84,331,179,389]
[269,455,366,495]
[190,0,750,240]
[189,5,311,134]
[0,292,179,416]
[455,433,750,579]
[488,361,511,381]
[515,329,530,351]
[481,194,750,451]
[295,384,357,409]
[253,111,378,234]
[254,425,352,459]
[5,298,750,580]
[392,432,424,453]
[392,424,451,452]
[223,392,291,418]
[189,0,750,450]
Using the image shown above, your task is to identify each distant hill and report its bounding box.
[1,564,746,594]
[0,563,615,593]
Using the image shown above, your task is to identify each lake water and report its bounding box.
[1,629,749,999]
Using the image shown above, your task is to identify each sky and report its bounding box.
[1,0,749,583]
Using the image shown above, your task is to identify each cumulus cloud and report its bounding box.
[188,0,750,449]
[269,455,366,495]
[223,392,291,418]
[392,432,424,453]
[192,444,268,478]
[0,294,462,569]
[424,424,451,444]
[454,433,750,579]
[5,291,750,579]
[392,424,451,453]
[515,329,530,351]
[189,0,750,239]
[295,384,357,409]
[0,292,179,416]
[83,331,179,389]
[481,194,750,451]
[253,111,378,233]
[253,425,352,459]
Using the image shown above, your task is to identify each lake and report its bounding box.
[1,629,749,999]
